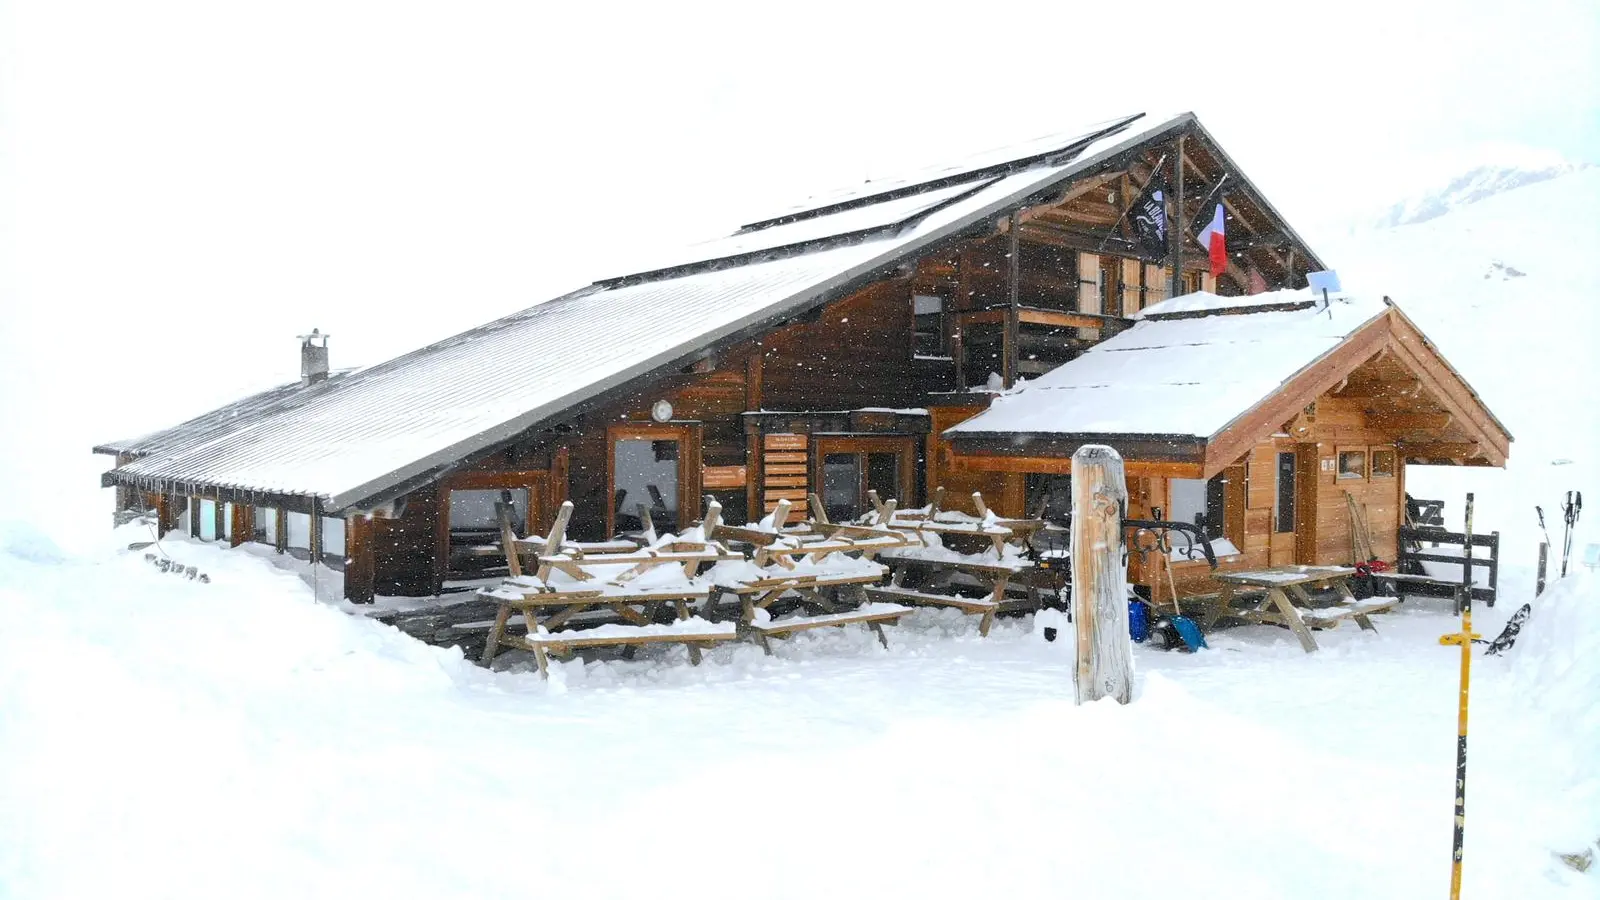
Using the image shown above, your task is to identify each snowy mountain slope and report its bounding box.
[1368,152,1593,229]
[1328,166,1599,564]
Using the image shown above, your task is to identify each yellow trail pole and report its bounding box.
[1439,492,1480,900]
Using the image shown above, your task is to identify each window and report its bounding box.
[286,512,313,550]
[912,294,948,357]
[254,506,278,544]
[198,499,217,541]
[821,453,861,522]
[1338,449,1367,480]
[614,438,681,534]
[1024,474,1073,521]
[1275,452,1297,533]
[449,488,528,533]
[1371,448,1397,478]
[819,452,903,521]
[321,516,347,559]
[1168,475,1226,540]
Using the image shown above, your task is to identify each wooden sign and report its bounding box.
[702,465,748,489]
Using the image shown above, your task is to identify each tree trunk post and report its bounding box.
[1072,444,1133,705]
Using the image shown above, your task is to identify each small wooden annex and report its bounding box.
[94,111,1508,604]
[942,292,1512,598]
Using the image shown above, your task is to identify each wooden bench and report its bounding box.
[866,584,1000,630]
[1299,597,1400,632]
[515,620,738,676]
[714,567,905,651]
[1392,524,1499,606]
[875,554,1036,637]
[747,602,911,653]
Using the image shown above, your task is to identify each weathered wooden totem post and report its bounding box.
[1071,444,1133,705]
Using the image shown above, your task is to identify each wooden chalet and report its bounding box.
[95,111,1511,605]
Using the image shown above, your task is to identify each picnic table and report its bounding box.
[478,500,742,676]
[706,497,911,652]
[870,554,1039,637]
[1200,565,1398,653]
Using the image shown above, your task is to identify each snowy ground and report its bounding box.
[1,524,1595,900]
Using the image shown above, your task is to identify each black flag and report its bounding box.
[1130,175,1169,261]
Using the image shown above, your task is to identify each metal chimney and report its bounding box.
[299,329,329,385]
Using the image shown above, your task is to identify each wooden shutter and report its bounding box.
[1142,264,1170,309]
[1076,252,1101,339]
[1119,258,1142,316]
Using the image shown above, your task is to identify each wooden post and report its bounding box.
[1003,209,1021,388]
[1071,445,1132,706]
[345,515,376,604]
[1169,134,1185,301]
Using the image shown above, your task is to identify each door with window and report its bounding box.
[607,424,701,538]
[1270,449,1299,565]
[811,436,917,522]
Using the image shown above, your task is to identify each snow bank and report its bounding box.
[0,519,70,564]
[1501,574,1600,850]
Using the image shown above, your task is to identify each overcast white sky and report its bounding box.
[0,0,1597,536]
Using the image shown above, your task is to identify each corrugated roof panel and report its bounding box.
[745,115,1144,226]
[94,372,355,458]
[616,178,995,279]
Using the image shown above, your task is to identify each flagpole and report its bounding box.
[1169,134,1185,300]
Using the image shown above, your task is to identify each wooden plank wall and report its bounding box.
[1137,395,1407,599]
[925,406,1015,517]
[1288,397,1403,565]
[373,485,441,596]
[760,280,945,410]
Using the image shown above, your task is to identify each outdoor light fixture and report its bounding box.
[651,399,674,423]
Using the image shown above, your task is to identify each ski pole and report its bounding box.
[1536,506,1550,548]
[1560,492,1581,578]
[1440,492,1478,900]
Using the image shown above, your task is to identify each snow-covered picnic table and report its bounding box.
[704,498,911,652]
[1200,565,1398,653]
[869,529,1043,637]
[476,501,742,675]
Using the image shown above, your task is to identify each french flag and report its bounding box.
[1195,204,1226,277]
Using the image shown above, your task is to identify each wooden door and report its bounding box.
[811,435,917,520]
[1269,449,1298,566]
[607,423,702,537]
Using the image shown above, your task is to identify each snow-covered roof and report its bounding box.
[93,371,356,458]
[946,290,1390,440]
[109,113,1196,511]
